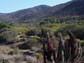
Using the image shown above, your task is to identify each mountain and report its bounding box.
[0,5,51,22]
[11,5,51,22]
[0,13,4,15]
[0,0,84,22]
[52,0,84,17]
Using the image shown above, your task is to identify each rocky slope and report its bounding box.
[0,0,84,22]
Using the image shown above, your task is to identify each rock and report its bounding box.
[26,56,37,63]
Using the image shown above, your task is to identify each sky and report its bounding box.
[0,0,71,13]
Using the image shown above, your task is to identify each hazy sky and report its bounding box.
[0,0,71,13]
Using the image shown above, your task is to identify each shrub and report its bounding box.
[81,41,84,46]
[33,53,43,59]
[26,29,40,36]
[55,23,84,40]
[0,29,18,43]
[18,38,41,49]
[0,22,9,29]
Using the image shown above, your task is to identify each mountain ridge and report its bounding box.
[0,0,84,22]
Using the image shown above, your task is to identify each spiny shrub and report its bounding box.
[18,38,41,49]
[55,23,84,40]
[0,29,17,43]
[26,29,40,36]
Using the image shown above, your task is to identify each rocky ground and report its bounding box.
[0,45,84,63]
[0,44,43,63]
[0,35,83,63]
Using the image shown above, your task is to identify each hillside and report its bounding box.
[0,0,84,22]
[0,5,51,22]
[52,0,84,16]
